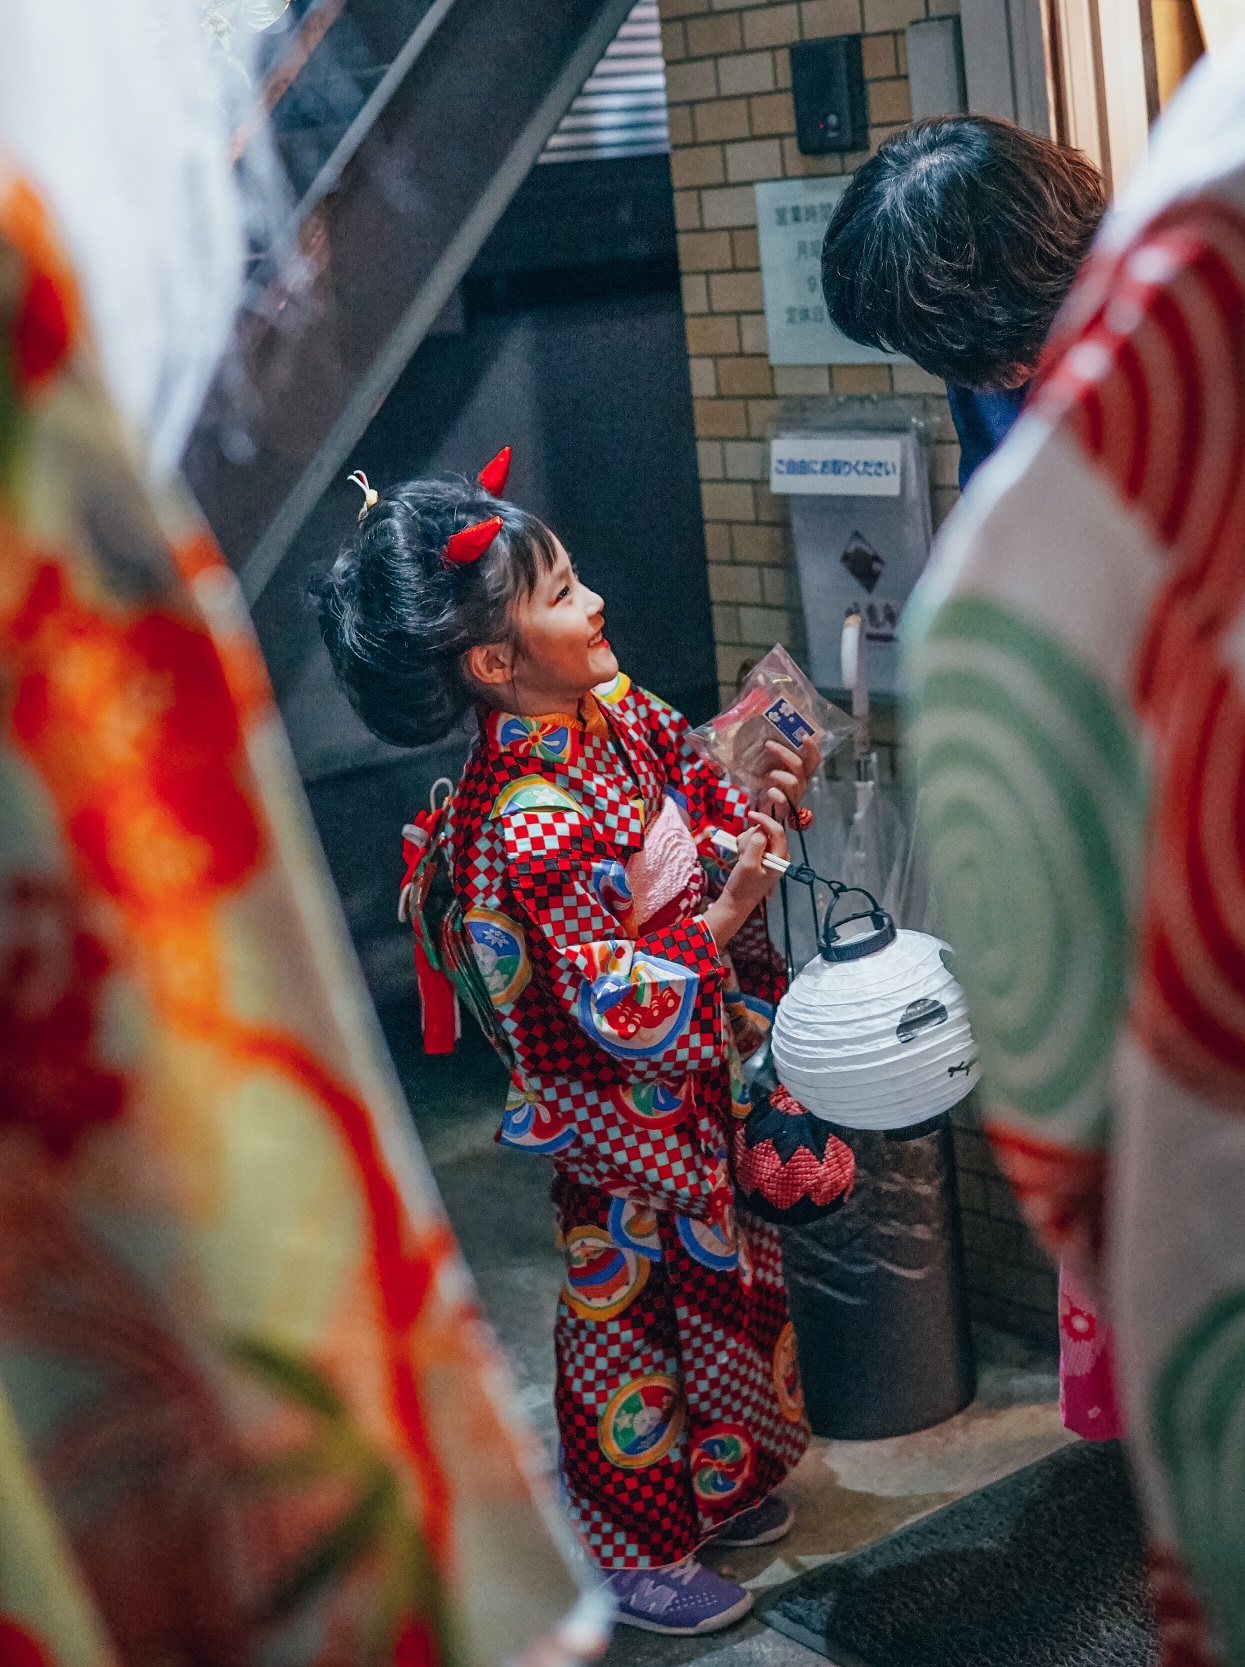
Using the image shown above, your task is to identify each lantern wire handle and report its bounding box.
[777,879,796,984]
[775,855,887,978]
[819,890,894,962]
[792,813,820,948]
[769,780,889,980]
[775,789,823,965]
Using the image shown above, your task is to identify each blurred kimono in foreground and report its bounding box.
[0,114,593,1667]
[909,40,1245,1667]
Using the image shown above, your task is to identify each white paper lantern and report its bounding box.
[772,917,980,1130]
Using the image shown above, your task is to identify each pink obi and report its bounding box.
[625,795,706,934]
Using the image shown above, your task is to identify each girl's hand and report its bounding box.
[702,811,788,950]
[761,735,821,821]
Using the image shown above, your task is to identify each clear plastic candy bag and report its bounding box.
[687,643,851,798]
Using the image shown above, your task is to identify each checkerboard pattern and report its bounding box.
[437,684,807,1569]
[554,1175,809,1568]
[679,1216,807,1461]
[729,906,788,1008]
[450,686,746,1090]
[533,1068,736,1219]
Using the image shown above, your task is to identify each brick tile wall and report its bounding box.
[658,0,1060,1346]
[657,0,963,705]
[952,1099,1059,1346]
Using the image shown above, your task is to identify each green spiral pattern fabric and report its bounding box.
[1152,1286,1245,1662]
[910,596,1144,1143]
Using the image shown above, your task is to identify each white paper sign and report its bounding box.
[755,178,906,367]
[769,435,903,496]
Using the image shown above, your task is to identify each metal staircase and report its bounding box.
[184,0,637,599]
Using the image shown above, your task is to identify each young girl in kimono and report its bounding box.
[318,454,821,1635]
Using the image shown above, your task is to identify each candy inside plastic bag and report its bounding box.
[687,643,852,797]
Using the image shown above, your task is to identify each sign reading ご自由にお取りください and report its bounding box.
[770,435,903,497]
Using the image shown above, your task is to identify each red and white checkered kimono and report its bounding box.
[449,672,810,1569]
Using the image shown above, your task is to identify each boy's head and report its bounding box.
[316,475,617,747]
[820,116,1106,388]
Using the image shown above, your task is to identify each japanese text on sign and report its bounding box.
[755,178,906,367]
[769,435,904,497]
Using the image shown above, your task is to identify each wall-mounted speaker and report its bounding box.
[789,36,869,155]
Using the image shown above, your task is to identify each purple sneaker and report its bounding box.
[605,1559,754,1634]
[706,1493,794,1548]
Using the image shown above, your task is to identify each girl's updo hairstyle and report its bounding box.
[315,475,559,746]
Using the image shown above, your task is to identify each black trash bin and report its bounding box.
[779,1107,976,1440]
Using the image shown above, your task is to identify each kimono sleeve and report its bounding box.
[461,811,735,1215]
[500,812,727,1083]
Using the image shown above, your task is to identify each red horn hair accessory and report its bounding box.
[477,445,512,496]
[442,445,513,565]
[443,514,504,566]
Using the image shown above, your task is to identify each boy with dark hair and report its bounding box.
[820,115,1106,485]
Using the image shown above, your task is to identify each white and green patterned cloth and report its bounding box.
[908,40,1245,1666]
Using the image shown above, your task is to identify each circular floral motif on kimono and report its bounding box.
[611,1078,689,1133]
[773,1323,805,1423]
[498,714,575,765]
[608,1196,664,1261]
[1061,1301,1096,1343]
[465,909,530,1006]
[599,1373,685,1469]
[562,1226,650,1321]
[500,1080,574,1154]
[676,1210,739,1273]
[690,1423,756,1505]
[576,952,696,1060]
[740,993,774,1040]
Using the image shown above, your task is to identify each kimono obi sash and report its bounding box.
[625,793,704,936]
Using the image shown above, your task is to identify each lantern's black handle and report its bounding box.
[776,844,899,977]
[819,888,896,962]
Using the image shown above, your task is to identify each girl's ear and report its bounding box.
[465,640,515,689]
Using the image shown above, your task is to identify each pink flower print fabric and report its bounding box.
[624,793,706,935]
[1058,1264,1123,1441]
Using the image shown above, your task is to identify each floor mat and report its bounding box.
[758,1439,1158,1666]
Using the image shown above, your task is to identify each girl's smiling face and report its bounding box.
[466,537,618,716]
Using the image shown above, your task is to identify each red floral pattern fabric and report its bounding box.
[908,60,1245,1663]
[0,166,590,1667]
